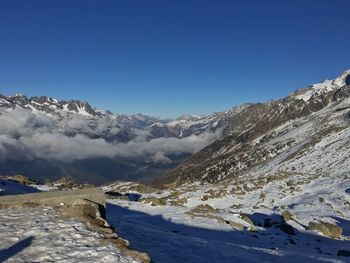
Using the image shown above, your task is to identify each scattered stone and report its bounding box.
[230,204,243,209]
[281,210,294,221]
[239,214,254,226]
[105,191,133,201]
[21,202,41,208]
[337,250,350,257]
[3,175,41,185]
[276,223,295,235]
[190,204,216,214]
[225,220,245,230]
[169,198,188,206]
[140,196,167,206]
[308,221,342,239]
[127,184,159,194]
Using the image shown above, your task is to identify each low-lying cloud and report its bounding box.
[0,108,222,163]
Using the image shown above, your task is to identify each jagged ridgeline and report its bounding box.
[156,69,350,187]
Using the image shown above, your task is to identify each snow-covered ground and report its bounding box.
[0,180,139,262]
[0,207,134,263]
[106,199,349,263]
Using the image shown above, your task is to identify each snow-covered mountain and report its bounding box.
[0,92,244,184]
[156,69,350,187]
[0,93,232,142]
[100,70,350,262]
[2,69,350,262]
[1,69,349,186]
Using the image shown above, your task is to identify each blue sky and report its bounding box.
[0,0,349,118]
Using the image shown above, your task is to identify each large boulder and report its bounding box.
[337,250,350,257]
[4,175,41,185]
[140,196,167,206]
[308,221,342,238]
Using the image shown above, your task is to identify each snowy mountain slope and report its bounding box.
[99,69,350,262]
[104,169,350,263]
[157,69,350,186]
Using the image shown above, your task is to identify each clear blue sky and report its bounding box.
[0,0,349,118]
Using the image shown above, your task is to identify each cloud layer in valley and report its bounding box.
[0,108,221,163]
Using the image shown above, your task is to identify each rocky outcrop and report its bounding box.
[140,196,167,206]
[337,250,350,257]
[0,188,151,262]
[0,187,106,211]
[308,221,342,239]
[59,198,151,262]
[1,174,40,185]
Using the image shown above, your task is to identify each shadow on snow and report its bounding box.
[0,236,34,262]
[106,203,350,263]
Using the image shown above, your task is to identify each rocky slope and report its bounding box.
[156,69,350,187]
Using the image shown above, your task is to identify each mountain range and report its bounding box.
[0,91,242,184]
[0,69,349,186]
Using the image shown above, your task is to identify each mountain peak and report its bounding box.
[291,69,350,102]
[332,68,350,86]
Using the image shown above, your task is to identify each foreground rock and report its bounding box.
[1,174,41,185]
[60,198,150,262]
[0,188,151,262]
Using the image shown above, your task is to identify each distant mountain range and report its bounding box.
[1,69,349,185]
[0,90,247,184]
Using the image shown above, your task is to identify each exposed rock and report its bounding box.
[225,220,245,230]
[276,223,295,235]
[60,198,151,262]
[185,210,225,225]
[308,221,342,238]
[127,184,159,194]
[319,197,325,203]
[169,197,188,206]
[155,70,350,187]
[201,189,227,201]
[239,214,255,226]
[337,250,350,257]
[140,196,167,206]
[61,198,110,232]
[2,175,40,185]
[190,204,217,214]
[281,210,294,221]
[105,192,130,201]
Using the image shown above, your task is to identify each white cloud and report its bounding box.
[0,107,222,163]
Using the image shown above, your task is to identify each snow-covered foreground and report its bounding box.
[0,207,133,263]
[107,199,350,263]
